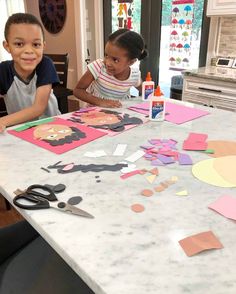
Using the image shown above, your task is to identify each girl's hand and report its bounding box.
[0,123,6,133]
[99,99,122,108]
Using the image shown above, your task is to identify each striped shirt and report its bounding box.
[87,59,141,100]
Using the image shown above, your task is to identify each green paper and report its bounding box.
[204,149,215,154]
[14,117,54,132]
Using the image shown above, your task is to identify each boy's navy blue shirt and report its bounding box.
[0,56,61,117]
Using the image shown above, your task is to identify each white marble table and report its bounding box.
[1,99,236,294]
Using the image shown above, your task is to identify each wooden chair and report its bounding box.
[45,53,73,113]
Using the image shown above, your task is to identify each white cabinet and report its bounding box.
[182,75,236,112]
[207,0,236,16]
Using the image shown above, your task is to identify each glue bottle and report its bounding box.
[149,86,165,121]
[142,72,154,101]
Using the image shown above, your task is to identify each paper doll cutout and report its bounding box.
[69,109,143,132]
[33,124,86,146]
[8,118,106,154]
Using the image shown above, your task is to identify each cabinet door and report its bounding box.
[207,0,236,16]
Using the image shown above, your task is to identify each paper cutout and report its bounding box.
[120,163,137,174]
[178,153,193,165]
[131,204,145,213]
[113,144,127,156]
[145,174,156,184]
[47,162,128,174]
[8,118,106,154]
[13,117,54,132]
[68,108,144,136]
[157,154,175,164]
[183,132,208,151]
[84,150,107,157]
[129,101,209,124]
[120,170,141,179]
[192,156,236,188]
[179,231,223,257]
[207,140,236,158]
[141,189,154,197]
[125,150,145,162]
[176,190,188,196]
[208,195,236,221]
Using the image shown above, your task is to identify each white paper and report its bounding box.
[125,150,145,163]
[113,144,127,156]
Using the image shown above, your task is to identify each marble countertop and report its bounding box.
[183,66,236,82]
[1,100,236,294]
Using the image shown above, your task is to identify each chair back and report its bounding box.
[45,53,69,88]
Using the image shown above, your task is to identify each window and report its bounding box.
[0,0,25,61]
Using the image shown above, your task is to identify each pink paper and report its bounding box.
[208,195,236,220]
[183,140,207,151]
[129,101,209,124]
[8,118,106,154]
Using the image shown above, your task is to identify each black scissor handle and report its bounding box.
[13,193,50,210]
[26,184,57,201]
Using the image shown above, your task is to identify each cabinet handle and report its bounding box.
[198,87,222,93]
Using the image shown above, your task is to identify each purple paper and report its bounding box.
[151,159,164,166]
[178,153,193,165]
[157,154,175,164]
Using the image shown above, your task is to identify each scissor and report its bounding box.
[13,184,94,219]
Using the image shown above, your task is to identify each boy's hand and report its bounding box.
[99,99,122,108]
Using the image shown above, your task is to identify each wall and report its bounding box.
[24,0,78,89]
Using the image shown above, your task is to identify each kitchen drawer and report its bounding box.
[182,94,210,107]
[211,98,236,112]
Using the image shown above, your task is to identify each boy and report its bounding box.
[0,13,60,133]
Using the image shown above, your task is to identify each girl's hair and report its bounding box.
[4,13,45,41]
[108,29,148,61]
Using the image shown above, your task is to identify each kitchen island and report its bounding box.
[0,100,236,294]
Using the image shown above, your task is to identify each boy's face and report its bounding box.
[3,23,45,80]
[104,41,135,80]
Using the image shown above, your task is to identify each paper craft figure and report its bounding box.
[8,117,106,154]
[68,108,143,136]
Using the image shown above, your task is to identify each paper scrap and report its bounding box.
[176,190,188,196]
[125,150,145,163]
[113,144,127,156]
[208,195,236,220]
[145,174,156,184]
[120,170,141,179]
[178,153,193,165]
[179,231,223,257]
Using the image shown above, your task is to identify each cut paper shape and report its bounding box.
[13,117,54,132]
[150,168,159,175]
[8,118,106,154]
[204,149,215,154]
[207,140,236,158]
[68,108,145,136]
[128,101,209,124]
[171,176,179,182]
[145,174,156,184]
[208,195,236,221]
[179,231,223,257]
[213,156,236,186]
[120,163,137,174]
[176,190,188,196]
[67,196,83,206]
[120,170,141,179]
[178,153,193,165]
[84,150,107,157]
[131,204,145,213]
[141,189,154,197]
[157,154,175,164]
[113,144,127,156]
[192,156,236,188]
[48,162,128,174]
[125,150,145,163]
[154,185,165,192]
[183,140,207,151]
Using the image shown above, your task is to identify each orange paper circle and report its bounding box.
[131,204,145,213]
[141,189,154,197]
[207,140,236,158]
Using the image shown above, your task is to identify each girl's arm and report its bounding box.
[73,70,122,108]
[0,84,52,131]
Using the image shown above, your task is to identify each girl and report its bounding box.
[73,29,148,108]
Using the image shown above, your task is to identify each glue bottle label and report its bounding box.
[144,85,154,100]
[150,99,165,121]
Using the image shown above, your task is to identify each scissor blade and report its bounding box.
[55,202,94,218]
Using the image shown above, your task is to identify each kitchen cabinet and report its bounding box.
[182,75,236,112]
[207,0,236,16]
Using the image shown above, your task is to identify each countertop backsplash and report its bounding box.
[218,17,236,57]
